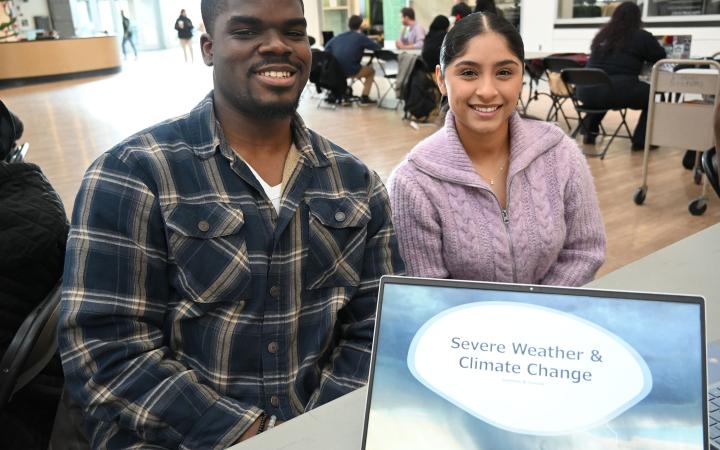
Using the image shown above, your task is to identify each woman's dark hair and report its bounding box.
[439,12,524,75]
[590,2,642,57]
[474,0,498,14]
[451,2,473,20]
[429,15,451,32]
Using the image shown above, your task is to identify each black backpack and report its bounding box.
[403,60,440,121]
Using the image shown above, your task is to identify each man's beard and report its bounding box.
[233,89,302,120]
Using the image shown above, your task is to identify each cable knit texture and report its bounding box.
[388,111,606,286]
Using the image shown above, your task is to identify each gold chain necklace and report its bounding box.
[488,164,505,186]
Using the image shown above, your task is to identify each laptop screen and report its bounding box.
[655,34,693,58]
[363,277,708,450]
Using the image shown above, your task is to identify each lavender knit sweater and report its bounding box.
[388,111,606,286]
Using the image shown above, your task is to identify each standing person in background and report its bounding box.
[396,7,425,50]
[121,10,137,60]
[389,12,605,286]
[324,15,381,105]
[578,2,665,149]
[175,9,194,63]
[475,0,499,14]
[421,15,450,72]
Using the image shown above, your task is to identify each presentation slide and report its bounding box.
[364,283,705,450]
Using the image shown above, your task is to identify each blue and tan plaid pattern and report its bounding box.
[58,93,404,450]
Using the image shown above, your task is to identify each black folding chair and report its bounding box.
[543,56,583,129]
[0,280,62,409]
[520,58,551,114]
[373,49,400,109]
[561,68,633,160]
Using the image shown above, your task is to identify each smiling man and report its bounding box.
[57,0,404,448]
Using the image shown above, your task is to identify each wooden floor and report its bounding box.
[1,49,717,277]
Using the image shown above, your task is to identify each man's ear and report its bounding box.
[435,65,447,96]
[200,33,214,66]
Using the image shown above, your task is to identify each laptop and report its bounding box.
[656,34,693,58]
[362,276,713,450]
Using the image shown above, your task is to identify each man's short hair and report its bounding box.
[348,15,363,31]
[400,7,415,20]
[201,0,305,35]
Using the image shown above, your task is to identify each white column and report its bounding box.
[520,0,556,52]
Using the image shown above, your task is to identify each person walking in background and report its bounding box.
[121,10,137,60]
[175,9,194,62]
[324,15,381,106]
[578,1,665,150]
[396,7,425,49]
[421,15,450,72]
[389,12,605,286]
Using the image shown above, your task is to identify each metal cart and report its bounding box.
[633,58,720,215]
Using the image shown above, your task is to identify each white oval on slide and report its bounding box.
[407,301,652,435]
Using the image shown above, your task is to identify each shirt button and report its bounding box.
[197,220,210,232]
[268,342,279,353]
[334,211,346,222]
[270,395,280,407]
[269,286,280,298]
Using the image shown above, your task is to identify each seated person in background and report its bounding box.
[324,15,380,105]
[451,1,472,22]
[578,1,665,149]
[475,0,500,15]
[0,100,68,449]
[388,12,606,287]
[422,15,450,72]
[396,7,426,49]
[57,0,404,448]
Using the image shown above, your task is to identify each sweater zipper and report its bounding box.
[411,164,524,282]
[500,207,518,283]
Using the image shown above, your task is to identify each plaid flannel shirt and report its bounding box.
[58,93,404,450]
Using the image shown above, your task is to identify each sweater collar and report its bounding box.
[408,110,564,187]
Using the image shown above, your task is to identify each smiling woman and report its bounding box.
[388,12,607,287]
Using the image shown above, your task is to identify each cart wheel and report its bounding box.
[633,187,647,205]
[688,198,707,216]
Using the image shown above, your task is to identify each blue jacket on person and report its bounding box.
[324,31,380,77]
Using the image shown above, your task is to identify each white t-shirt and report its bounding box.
[245,163,282,214]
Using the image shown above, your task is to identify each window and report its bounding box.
[647,0,720,15]
[557,0,638,19]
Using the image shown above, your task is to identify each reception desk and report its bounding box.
[0,35,121,84]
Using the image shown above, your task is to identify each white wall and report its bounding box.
[12,0,50,33]
[412,0,452,31]
[305,0,322,45]
[551,25,720,57]
[519,0,555,52]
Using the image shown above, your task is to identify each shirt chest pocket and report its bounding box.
[163,202,251,304]
[305,196,371,290]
